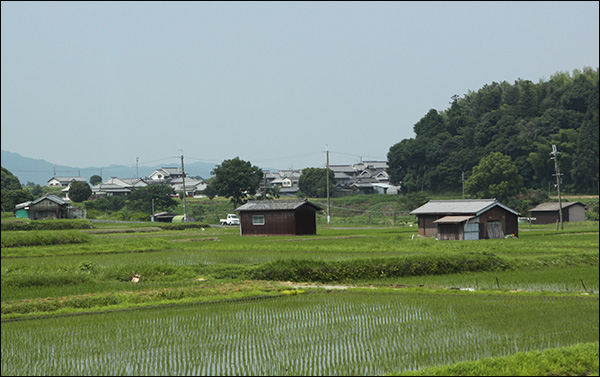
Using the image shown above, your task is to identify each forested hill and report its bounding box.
[387,67,599,195]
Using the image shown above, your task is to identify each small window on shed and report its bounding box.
[252,215,265,225]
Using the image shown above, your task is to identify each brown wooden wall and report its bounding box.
[478,206,519,238]
[239,207,317,236]
[416,206,519,239]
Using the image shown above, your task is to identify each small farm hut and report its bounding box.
[529,201,586,224]
[26,194,70,220]
[235,199,322,236]
[151,212,177,222]
[410,199,520,240]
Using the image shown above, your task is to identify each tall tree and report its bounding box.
[298,168,335,198]
[68,181,92,203]
[126,183,178,213]
[209,157,263,210]
[465,152,522,203]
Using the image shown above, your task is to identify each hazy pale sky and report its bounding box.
[2,1,599,170]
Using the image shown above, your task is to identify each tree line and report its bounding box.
[387,67,599,196]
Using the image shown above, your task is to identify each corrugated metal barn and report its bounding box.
[235,199,322,236]
[410,199,520,240]
[530,202,586,224]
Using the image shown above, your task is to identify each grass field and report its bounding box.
[1,212,598,376]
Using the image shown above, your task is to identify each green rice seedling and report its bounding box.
[2,290,597,376]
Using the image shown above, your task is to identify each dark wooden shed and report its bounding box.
[27,194,70,220]
[235,199,322,236]
[410,199,520,240]
[530,202,586,224]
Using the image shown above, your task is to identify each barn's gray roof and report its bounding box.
[31,194,69,206]
[410,199,519,216]
[236,199,322,212]
[531,202,585,212]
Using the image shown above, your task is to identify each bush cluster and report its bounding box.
[1,230,91,248]
[250,252,513,283]
[1,219,94,231]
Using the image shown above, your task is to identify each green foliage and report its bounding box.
[1,167,22,191]
[89,175,103,186]
[209,157,263,209]
[298,167,335,198]
[1,230,91,248]
[1,219,94,231]
[399,341,599,376]
[465,152,522,202]
[250,252,512,283]
[84,195,127,213]
[125,183,178,213]
[388,67,599,194]
[1,188,34,213]
[67,181,92,203]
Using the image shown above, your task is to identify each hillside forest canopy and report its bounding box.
[387,67,599,196]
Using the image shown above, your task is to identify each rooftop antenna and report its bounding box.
[550,144,563,230]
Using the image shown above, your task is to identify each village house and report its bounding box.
[235,199,322,236]
[530,201,586,224]
[48,176,87,187]
[410,199,520,240]
[91,177,148,198]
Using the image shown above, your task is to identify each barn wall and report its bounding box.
[417,215,440,237]
[567,205,586,222]
[531,211,559,224]
[239,211,297,235]
[294,206,317,235]
[479,207,518,238]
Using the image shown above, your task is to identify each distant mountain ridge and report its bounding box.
[1,150,217,186]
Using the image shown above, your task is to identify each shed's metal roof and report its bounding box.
[410,199,519,216]
[31,194,69,206]
[236,199,322,212]
[530,201,585,212]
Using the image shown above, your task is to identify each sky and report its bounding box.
[2,1,599,171]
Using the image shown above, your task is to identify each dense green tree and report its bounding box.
[68,181,92,203]
[387,67,598,195]
[1,167,22,191]
[126,183,178,213]
[298,168,335,198]
[413,109,446,138]
[572,119,600,193]
[1,189,34,213]
[465,152,522,203]
[209,157,263,209]
[84,196,127,213]
[90,175,103,186]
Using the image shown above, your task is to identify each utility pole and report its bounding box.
[550,144,563,230]
[180,153,187,222]
[461,171,465,199]
[326,145,331,225]
[136,157,139,178]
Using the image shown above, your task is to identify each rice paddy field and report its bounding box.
[1,216,598,376]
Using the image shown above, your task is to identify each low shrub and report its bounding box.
[1,219,94,231]
[1,230,91,248]
[249,252,513,283]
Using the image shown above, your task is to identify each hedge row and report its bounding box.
[1,230,91,248]
[1,219,94,231]
[249,252,513,283]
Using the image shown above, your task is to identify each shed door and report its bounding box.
[487,221,504,239]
